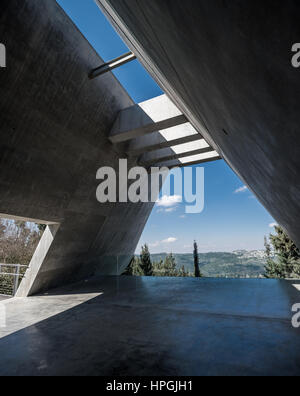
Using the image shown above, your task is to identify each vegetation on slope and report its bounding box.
[124,227,300,279]
[0,220,45,294]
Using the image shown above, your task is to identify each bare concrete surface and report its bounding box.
[0,277,299,376]
[1,0,299,300]
[98,0,300,248]
[0,0,154,296]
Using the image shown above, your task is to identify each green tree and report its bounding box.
[193,241,202,278]
[0,219,45,295]
[37,223,46,233]
[163,253,177,277]
[140,244,153,276]
[152,259,164,277]
[0,220,43,265]
[123,246,199,278]
[264,236,284,278]
[123,256,144,276]
[178,265,189,277]
[264,226,300,279]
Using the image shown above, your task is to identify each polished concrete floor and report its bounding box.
[0,276,299,376]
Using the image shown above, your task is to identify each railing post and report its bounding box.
[13,264,20,296]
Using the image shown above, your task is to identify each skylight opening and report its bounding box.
[180,151,219,164]
[172,140,210,155]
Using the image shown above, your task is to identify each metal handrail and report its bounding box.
[0,263,27,267]
[0,263,28,296]
[0,272,25,276]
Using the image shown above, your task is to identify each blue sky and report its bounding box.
[57,0,275,253]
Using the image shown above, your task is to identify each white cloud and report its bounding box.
[156,195,182,207]
[157,206,178,214]
[162,237,178,244]
[149,237,178,248]
[180,215,186,219]
[234,185,248,194]
[269,223,278,228]
[165,207,177,213]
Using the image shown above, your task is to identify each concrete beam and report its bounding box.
[0,213,59,226]
[89,52,136,79]
[139,146,215,167]
[109,94,187,143]
[127,131,204,156]
[155,154,221,168]
[97,0,300,248]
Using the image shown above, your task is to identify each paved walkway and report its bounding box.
[0,277,299,376]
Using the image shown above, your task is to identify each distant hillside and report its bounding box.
[149,250,268,278]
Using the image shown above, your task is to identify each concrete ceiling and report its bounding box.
[98,0,300,247]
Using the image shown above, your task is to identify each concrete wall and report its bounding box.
[99,0,300,248]
[0,0,154,295]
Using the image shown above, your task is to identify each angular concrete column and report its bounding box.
[16,224,60,297]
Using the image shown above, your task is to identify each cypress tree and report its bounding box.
[193,240,202,278]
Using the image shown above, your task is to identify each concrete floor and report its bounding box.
[0,276,299,376]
